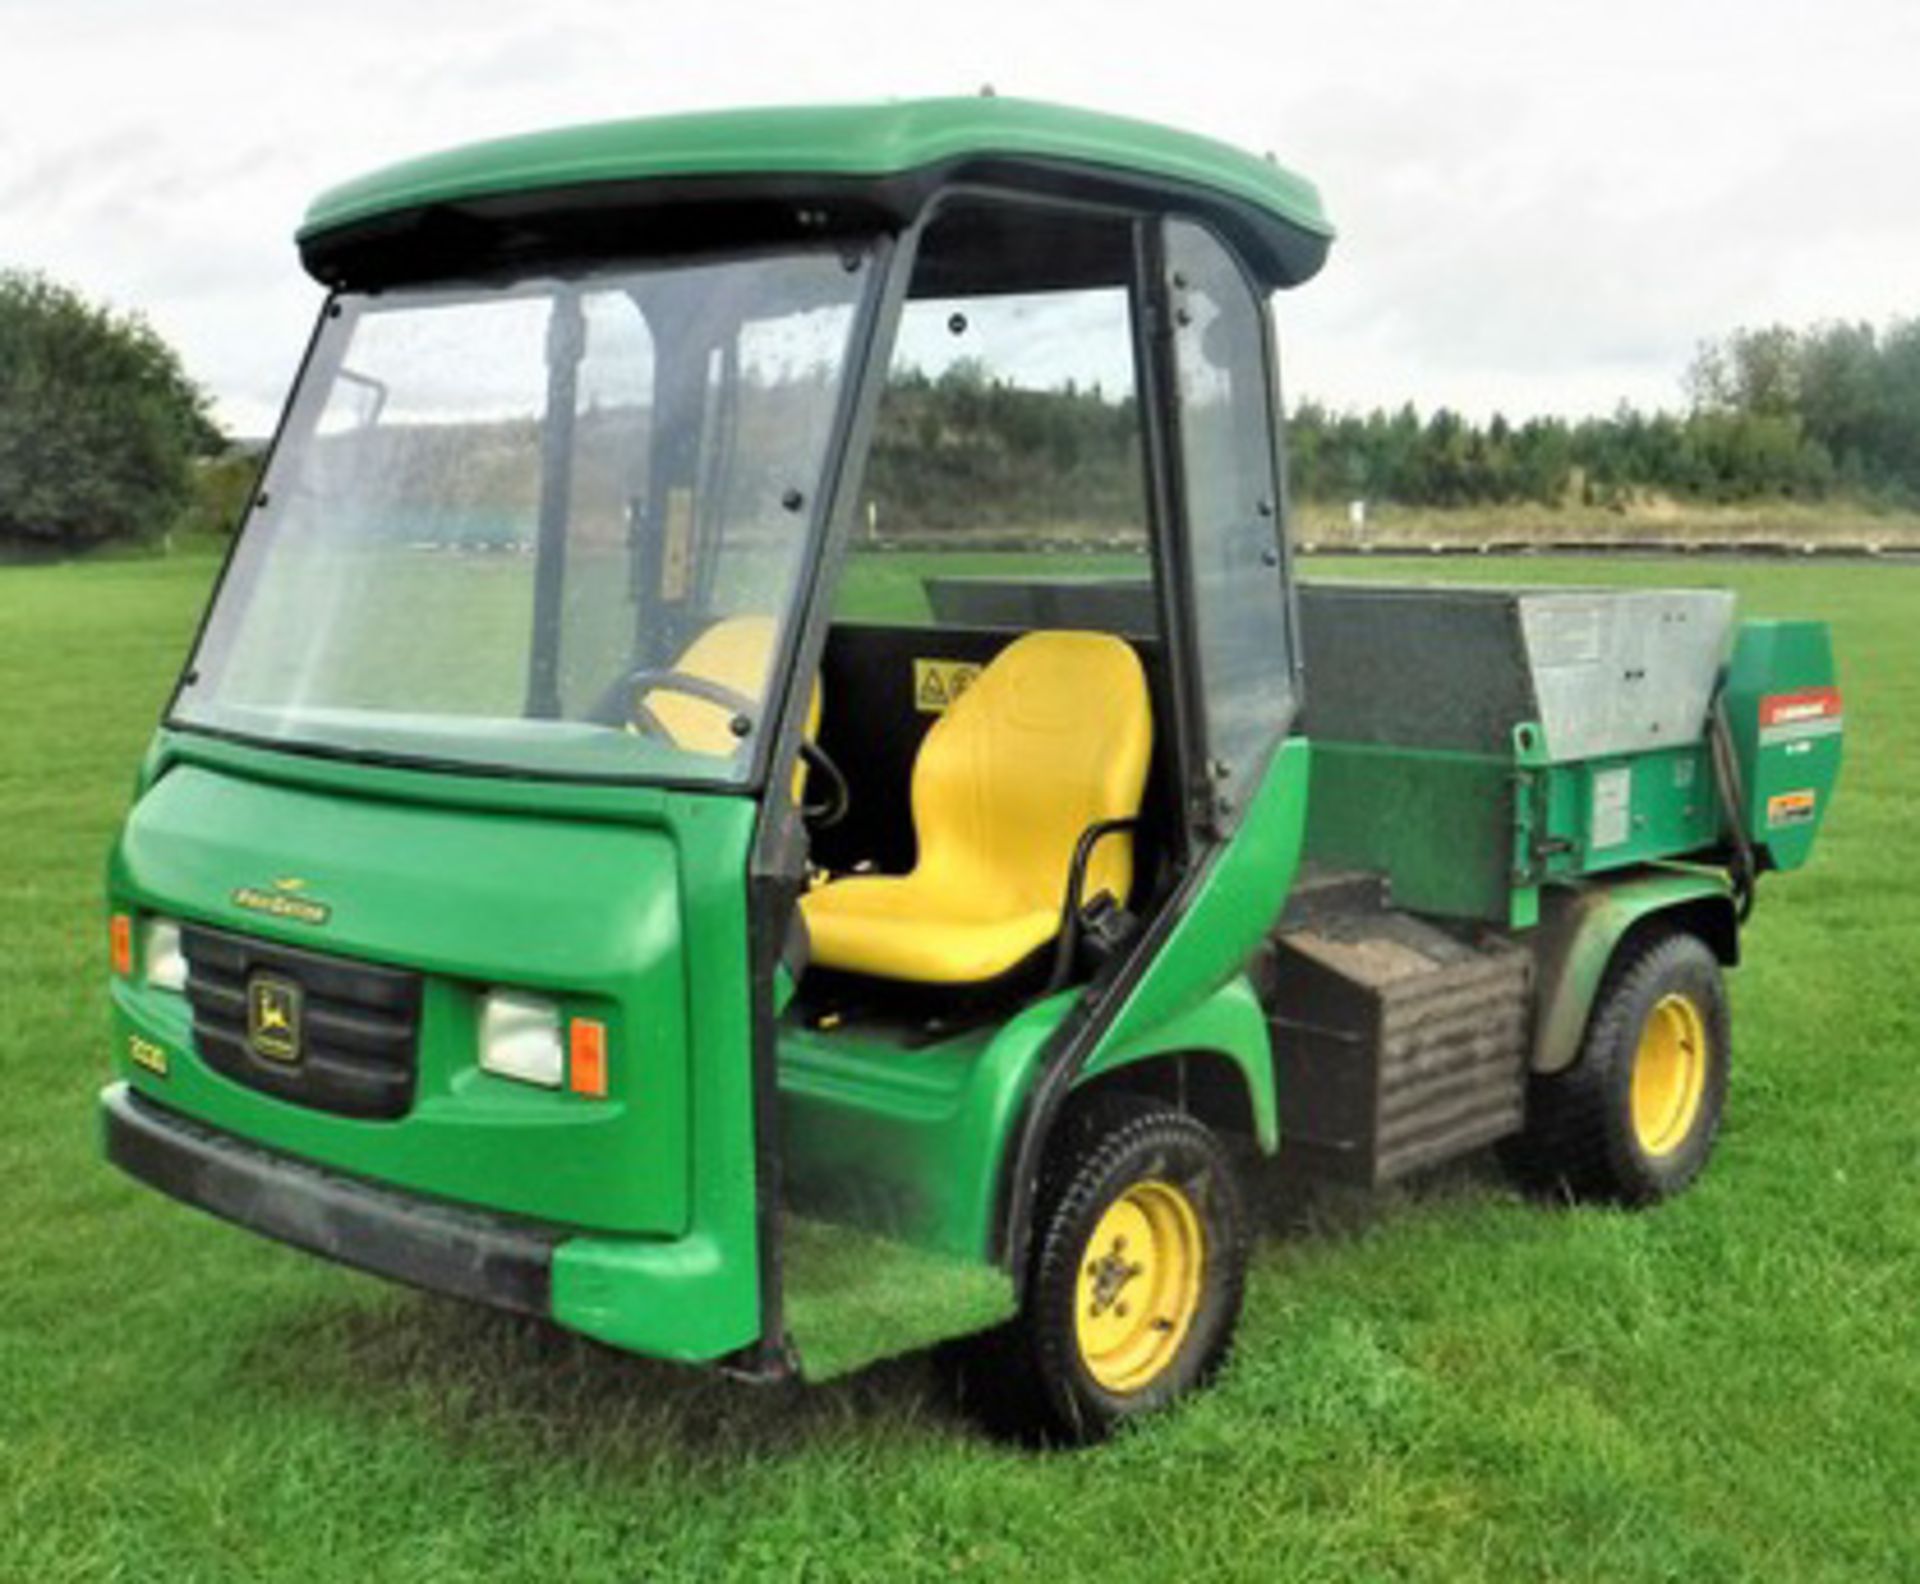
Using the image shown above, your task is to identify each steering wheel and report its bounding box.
[618,667,759,740]
[612,667,850,828]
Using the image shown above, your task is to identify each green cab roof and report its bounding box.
[300,97,1333,286]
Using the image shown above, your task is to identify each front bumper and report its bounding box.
[101,1082,556,1316]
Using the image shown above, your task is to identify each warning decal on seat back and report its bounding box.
[1758,687,1842,746]
[913,658,982,713]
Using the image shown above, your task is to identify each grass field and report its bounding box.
[1,550,1915,1581]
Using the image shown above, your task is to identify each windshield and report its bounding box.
[173,247,873,784]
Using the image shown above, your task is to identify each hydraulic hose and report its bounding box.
[1707,679,1758,922]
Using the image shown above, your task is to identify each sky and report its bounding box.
[3,0,1915,435]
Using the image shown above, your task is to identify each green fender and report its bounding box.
[1531,865,1738,1075]
[1074,972,1279,1152]
[1066,739,1310,1154]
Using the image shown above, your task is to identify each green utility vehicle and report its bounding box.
[102,98,1842,1440]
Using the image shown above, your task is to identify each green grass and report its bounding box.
[2,550,1916,1580]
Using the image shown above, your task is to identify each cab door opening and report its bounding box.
[771,195,1200,1375]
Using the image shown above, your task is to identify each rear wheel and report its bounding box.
[1509,929,1730,1204]
[1004,1097,1249,1443]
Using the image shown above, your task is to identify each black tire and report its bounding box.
[996,1095,1249,1443]
[1507,928,1730,1205]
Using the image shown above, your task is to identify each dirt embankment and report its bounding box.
[1293,500,1920,556]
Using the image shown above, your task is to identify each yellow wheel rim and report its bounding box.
[1074,1179,1205,1394]
[1631,992,1709,1156]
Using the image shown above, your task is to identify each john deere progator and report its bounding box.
[101,99,1842,1440]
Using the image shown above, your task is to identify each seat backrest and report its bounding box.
[644,615,822,773]
[643,615,767,753]
[910,630,1152,914]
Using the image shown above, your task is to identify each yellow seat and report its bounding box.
[640,616,820,796]
[800,630,1151,986]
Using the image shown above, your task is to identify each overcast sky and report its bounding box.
[4,0,1915,434]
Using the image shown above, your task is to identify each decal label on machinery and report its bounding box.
[247,975,304,1063]
[1590,765,1633,850]
[1759,687,1843,746]
[660,487,695,601]
[127,1034,169,1076]
[914,658,982,713]
[232,876,331,926]
[1767,789,1818,828]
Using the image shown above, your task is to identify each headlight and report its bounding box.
[142,918,188,993]
[479,991,563,1087]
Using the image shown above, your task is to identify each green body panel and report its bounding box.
[1090,740,1310,1082]
[104,731,766,1362]
[776,973,1280,1272]
[1310,735,1727,931]
[1529,866,1736,1075]
[301,97,1331,256]
[1530,743,1720,882]
[777,990,1078,1260]
[1306,740,1526,924]
[1723,619,1843,871]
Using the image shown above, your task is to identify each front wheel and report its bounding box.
[1010,1098,1249,1442]
[1508,929,1731,1205]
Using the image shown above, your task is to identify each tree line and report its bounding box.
[869,317,1920,532]
[1291,318,1920,508]
[864,361,1146,535]
[3,264,1916,555]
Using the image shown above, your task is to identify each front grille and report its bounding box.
[182,925,423,1120]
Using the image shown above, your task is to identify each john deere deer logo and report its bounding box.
[247,975,303,1063]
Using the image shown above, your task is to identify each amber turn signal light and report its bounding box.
[109,913,133,977]
[569,1017,609,1098]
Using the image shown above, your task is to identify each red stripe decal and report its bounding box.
[1760,687,1842,728]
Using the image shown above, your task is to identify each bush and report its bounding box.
[173,449,263,543]
[0,270,222,553]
